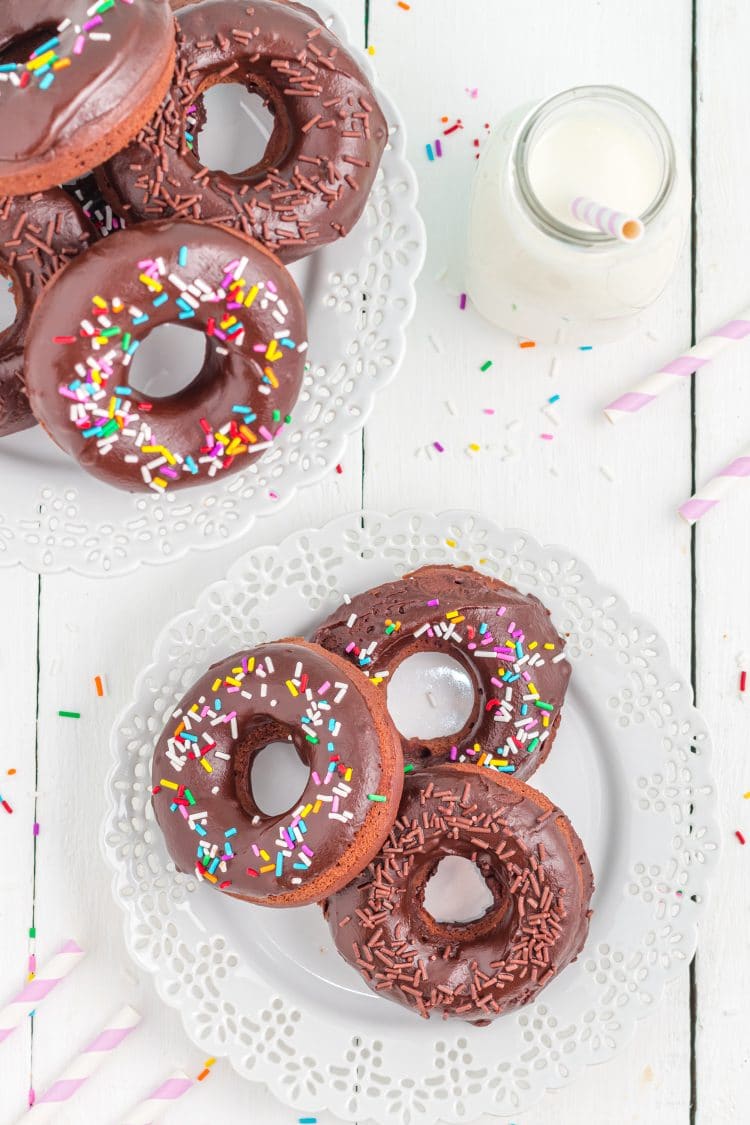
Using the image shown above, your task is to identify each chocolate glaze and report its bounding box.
[324,764,594,1023]
[99,0,388,262]
[0,190,95,437]
[314,565,571,782]
[0,1,176,194]
[152,641,404,907]
[24,218,307,492]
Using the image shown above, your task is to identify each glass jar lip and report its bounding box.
[513,84,676,247]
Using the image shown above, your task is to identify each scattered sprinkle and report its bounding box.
[367,44,375,55]
[426,142,434,161]
[519,340,536,349]
[197,1057,216,1082]
[396,0,410,8]
[459,293,467,310]
[600,465,615,483]
[1,795,13,814]
[741,670,747,693]
[445,538,457,548]
[540,433,554,441]
[335,464,343,475]
[367,794,387,803]
[404,764,416,773]
[548,394,560,404]
[58,710,80,719]
[736,830,746,845]
[579,345,593,351]
[433,440,445,453]
[94,675,105,697]
[480,360,493,372]
[445,400,457,416]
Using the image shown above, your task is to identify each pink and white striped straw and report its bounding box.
[0,940,85,1046]
[679,447,750,523]
[605,309,750,422]
[570,196,644,242]
[22,1004,140,1121]
[122,1069,194,1124]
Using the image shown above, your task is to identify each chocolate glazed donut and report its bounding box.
[24,218,308,492]
[151,641,404,907]
[99,0,388,262]
[314,565,571,782]
[0,190,95,437]
[0,0,176,195]
[324,764,594,1023]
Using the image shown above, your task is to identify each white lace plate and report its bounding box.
[0,7,424,576]
[104,510,720,1124]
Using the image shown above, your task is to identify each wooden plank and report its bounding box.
[366,2,695,1123]
[693,3,750,1123]
[0,570,39,1118]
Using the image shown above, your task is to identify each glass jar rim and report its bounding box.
[513,85,677,247]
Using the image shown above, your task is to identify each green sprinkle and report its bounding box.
[272,409,281,422]
[284,414,292,423]
[367,794,387,803]
[534,701,554,711]
[480,360,493,372]
[403,764,415,773]
[29,927,36,939]
[185,788,196,806]
[305,734,319,744]
[527,737,540,753]
[101,326,121,338]
[58,710,80,719]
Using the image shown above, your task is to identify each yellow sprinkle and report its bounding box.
[199,758,213,773]
[446,611,459,620]
[468,443,480,452]
[286,679,299,697]
[138,273,162,292]
[345,768,353,781]
[744,792,750,799]
[527,682,538,696]
[159,779,179,790]
[225,677,241,687]
[490,758,508,767]
[245,285,259,307]
[212,678,222,691]
[152,477,167,489]
[247,658,255,672]
[544,643,555,650]
[542,715,550,727]
[446,538,457,548]
[301,804,313,818]
[260,850,270,861]
[225,439,247,456]
[367,44,376,54]
[27,50,56,71]
[313,800,322,814]
[529,641,538,651]
[260,864,275,873]
[92,296,107,309]
[264,366,279,389]
[371,676,383,685]
[266,342,283,362]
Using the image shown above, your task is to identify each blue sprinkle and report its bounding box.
[185,456,198,474]
[39,72,55,90]
[30,37,59,58]
[114,385,131,395]
[548,393,561,403]
[194,824,207,837]
[426,143,434,161]
[225,828,237,838]
[178,245,188,268]
[275,852,284,877]
[152,292,169,307]
[214,698,221,711]
[131,314,149,326]
[579,345,593,351]
[298,820,307,834]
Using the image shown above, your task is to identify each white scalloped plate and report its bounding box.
[104,510,720,1124]
[0,6,425,576]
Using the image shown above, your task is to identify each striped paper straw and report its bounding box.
[605,309,750,422]
[570,196,644,242]
[679,447,750,523]
[23,1005,140,1120]
[122,1069,194,1124]
[0,940,85,1045]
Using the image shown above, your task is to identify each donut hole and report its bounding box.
[0,24,60,67]
[250,738,311,817]
[127,324,209,399]
[198,85,276,175]
[0,274,17,336]
[423,856,495,925]
[387,653,474,740]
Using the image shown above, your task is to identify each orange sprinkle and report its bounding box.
[397,1,411,7]
[7,769,16,776]
[519,340,536,349]
[94,675,104,698]
[197,1069,210,1082]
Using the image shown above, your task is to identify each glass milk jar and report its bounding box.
[466,86,690,344]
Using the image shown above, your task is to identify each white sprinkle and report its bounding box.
[599,464,615,483]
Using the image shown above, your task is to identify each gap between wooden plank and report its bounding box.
[29,573,41,1108]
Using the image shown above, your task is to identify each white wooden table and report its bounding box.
[0,1,746,1121]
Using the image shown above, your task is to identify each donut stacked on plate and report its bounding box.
[151,565,595,1024]
[0,0,388,489]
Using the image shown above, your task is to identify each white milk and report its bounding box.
[467,86,690,344]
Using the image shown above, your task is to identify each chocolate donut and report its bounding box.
[24,218,307,492]
[324,764,594,1023]
[99,0,388,262]
[314,566,571,782]
[151,640,404,907]
[0,190,95,437]
[0,1,176,195]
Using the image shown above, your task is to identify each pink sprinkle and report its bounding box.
[82,16,102,32]
[267,280,277,293]
[28,1089,35,1108]
[433,441,445,452]
[459,293,467,310]
[540,433,554,441]
[253,344,266,353]
[318,681,331,695]
[259,425,273,441]
[497,607,506,616]
[73,35,86,54]
[33,823,40,836]
[268,491,278,500]
[427,598,439,606]
[483,408,495,414]
[450,746,458,761]
[311,771,321,785]
[302,845,314,858]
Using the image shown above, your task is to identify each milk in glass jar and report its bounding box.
[466,85,690,344]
